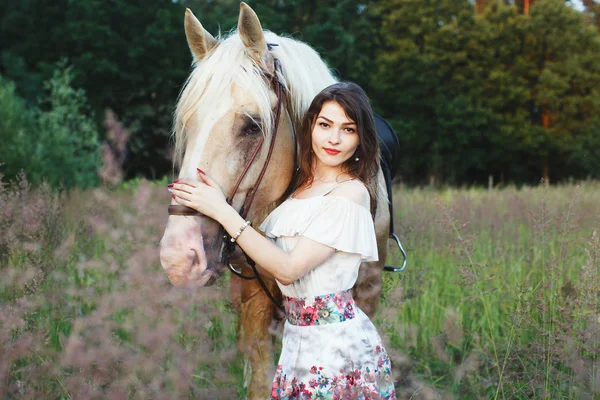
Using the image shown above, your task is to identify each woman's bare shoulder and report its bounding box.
[326,180,369,207]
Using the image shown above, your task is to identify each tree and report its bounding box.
[374,0,512,183]
[374,0,600,184]
[183,0,382,92]
[0,0,190,179]
[508,0,600,181]
[514,0,540,14]
[1,0,598,185]
[582,0,600,29]
[0,62,101,188]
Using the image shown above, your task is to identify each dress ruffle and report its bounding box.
[259,196,379,262]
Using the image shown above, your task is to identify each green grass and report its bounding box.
[1,180,599,399]
[378,183,600,398]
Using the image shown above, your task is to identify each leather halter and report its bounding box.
[167,57,287,311]
[168,59,284,222]
[219,58,285,269]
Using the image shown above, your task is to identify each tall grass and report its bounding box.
[380,183,600,398]
[1,178,599,399]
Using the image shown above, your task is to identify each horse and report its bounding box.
[159,3,391,398]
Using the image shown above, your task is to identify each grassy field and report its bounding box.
[1,178,599,399]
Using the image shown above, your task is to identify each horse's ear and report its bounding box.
[238,2,266,59]
[184,8,217,62]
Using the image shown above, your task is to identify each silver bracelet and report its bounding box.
[230,220,252,243]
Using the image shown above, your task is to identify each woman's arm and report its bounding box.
[219,206,334,285]
[169,171,334,285]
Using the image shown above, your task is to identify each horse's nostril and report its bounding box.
[190,248,200,266]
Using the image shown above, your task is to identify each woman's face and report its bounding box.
[311,101,360,170]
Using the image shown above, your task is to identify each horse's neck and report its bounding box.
[251,198,281,227]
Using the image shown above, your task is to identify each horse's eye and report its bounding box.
[243,122,262,136]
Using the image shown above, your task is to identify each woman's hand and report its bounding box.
[169,168,230,221]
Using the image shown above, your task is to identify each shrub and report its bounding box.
[0,76,36,179]
[0,60,101,189]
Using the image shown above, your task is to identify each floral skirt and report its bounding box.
[271,289,396,400]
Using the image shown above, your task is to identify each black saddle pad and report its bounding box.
[375,113,400,234]
[375,113,400,180]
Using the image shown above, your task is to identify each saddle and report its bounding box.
[375,113,400,229]
[375,114,407,272]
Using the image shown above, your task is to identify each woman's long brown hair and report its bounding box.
[287,82,380,215]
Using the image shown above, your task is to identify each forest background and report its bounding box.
[2,1,600,399]
[1,0,600,188]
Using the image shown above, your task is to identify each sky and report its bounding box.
[571,0,585,11]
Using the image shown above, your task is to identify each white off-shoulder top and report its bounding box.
[259,187,379,298]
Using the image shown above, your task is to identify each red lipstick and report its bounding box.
[323,148,341,155]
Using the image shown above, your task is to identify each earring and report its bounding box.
[355,157,359,161]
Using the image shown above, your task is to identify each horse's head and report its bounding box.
[160,3,298,287]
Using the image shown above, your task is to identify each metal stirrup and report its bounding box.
[384,233,407,272]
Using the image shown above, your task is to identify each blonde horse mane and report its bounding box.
[172,30,337,167]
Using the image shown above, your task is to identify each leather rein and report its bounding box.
[167,55,287,312]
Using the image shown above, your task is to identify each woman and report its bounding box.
[170,82,396,399]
